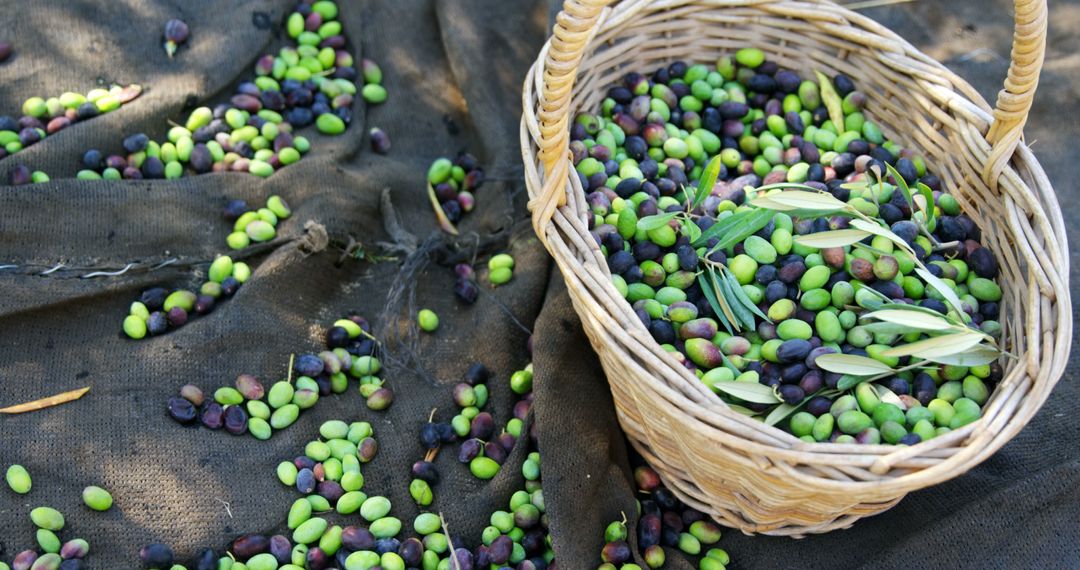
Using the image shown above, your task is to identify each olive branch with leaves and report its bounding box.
[630,155,1007,423]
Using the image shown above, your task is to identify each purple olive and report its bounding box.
[199,402,224,429]
[370,128,391,154]
[341,526,375,550]
[166,307,188,327]
[294,354,325,377]
[601,541,632,564]
[488,535,513,565]
[167,397,196,424]
[305,547,330,570]
[268,535,291,563]
[296,468,316,494]
[484,440,508,464]
[8,164,31,185]
[223,405,248,435]
[469,412,495,440]
[194,295,216,315]
[358,437,378,462]
[399,537,423,566]
[139,543,174,567]
[454,278,479,304]
[412,460,440,484]
[231,534,269,559]
[163,19,189,57]
[638,513,662,548]
[317,480,344,503]
[13,550,38,570]
[458,439,482,463]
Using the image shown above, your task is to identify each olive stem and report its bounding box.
[286,353,296,385]
[215,498,233,519]
[358,327,381,345]
[440,513,462,570]
[932,240,960,252]
[919,225,942,246]
[852,242,893,257]
[859,361,932,384]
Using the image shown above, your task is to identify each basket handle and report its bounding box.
[983,0,1047,189]
[530,0,1048,231]
[529,0,613,237]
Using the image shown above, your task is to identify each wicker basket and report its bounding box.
[520,0,1070,535]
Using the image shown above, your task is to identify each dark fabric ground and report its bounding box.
[0,1,1077,568]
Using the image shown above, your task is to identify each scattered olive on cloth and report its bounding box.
[167,314,391,434]
[598,464,730,570]
[142,342,554,570]
[75,0,382,182]
[0,84,142,166]
[223,195,293,250]
[123,256,250,339]
[427,153,485,233]
[163,18,189,58]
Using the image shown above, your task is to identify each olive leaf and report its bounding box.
[753,182,833,193]
[690,154,724,211]
[876,301,957,319]
[722,269,771,324]
[692,208,758,247]
[814,353,895,376]
[710,381,782,404]
[709,268,743,332]
[864,309,955,331]
[815,71,846,136]
[752,189,848,212]
[792,229,872,249]
[881,331,986,359]
[719,353,742,376]
[681,218,702,243]
[920,344,1000,366]
[861,322,926,335]
[915,181,936,228]
[884,163,914,213]
[855,282,891,303]
[870,384,906,409]
[692,209,745,247]
[727,404,760,417]
[837,374,872,391]
[716,272,754,331]
[840,181,869,191]
[763,402,798,427]
[713,208,776,250]
[637,212,680,231]
[915,267,967,317]
[698,271,736,334]
[849,219,910,252]
[764,395,816,427]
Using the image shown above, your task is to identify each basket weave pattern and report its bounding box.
[520,0,1070,535]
